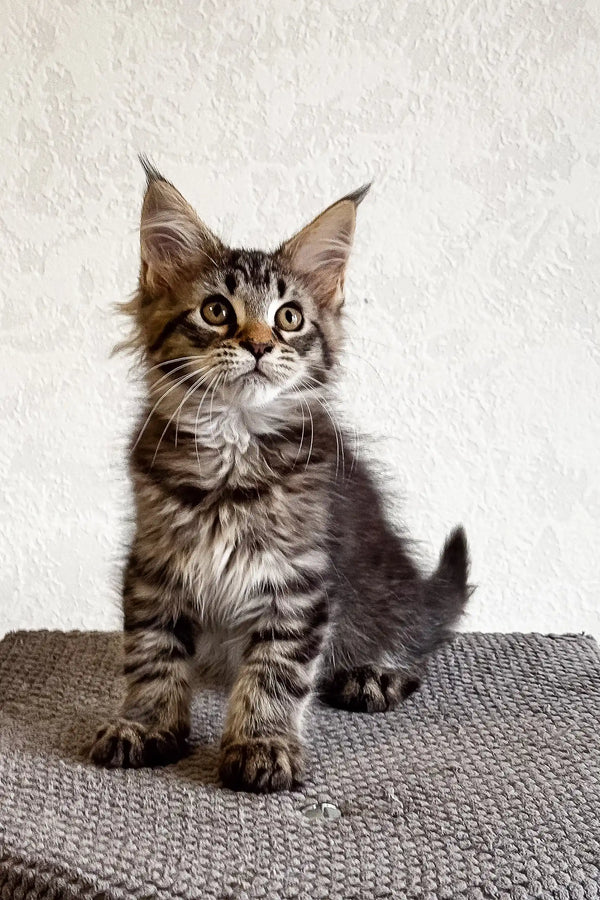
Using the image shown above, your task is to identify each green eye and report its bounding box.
[201,295,235,327]
[275,304,303,332]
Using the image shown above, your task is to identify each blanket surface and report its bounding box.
[0,630,598,899]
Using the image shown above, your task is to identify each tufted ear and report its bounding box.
[138,156,222,290]
[279,185,370,310]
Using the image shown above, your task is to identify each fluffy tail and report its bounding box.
[434,525,470,593]
[422,526,472,647]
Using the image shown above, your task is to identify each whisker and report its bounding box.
[175,367,213,446]
[339,350,387,391]
[151,369,213,466]
[132,368,203,452]
[145,355,199,376]
[146,358,203,396]
[294,387,306,467]
[208,372,223,427]
[297,376,344,478]
[194,371,222,474]
[349,423,360,477]
[290,385,312,470]
[301,393,315,470]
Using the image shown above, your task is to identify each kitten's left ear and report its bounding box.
[279,184,370,310]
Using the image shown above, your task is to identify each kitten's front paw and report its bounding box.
[219,736,304,793]
[90,718,186,768]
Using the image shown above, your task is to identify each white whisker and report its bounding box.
[298,376,345,479]
[194,371,222,475]
[151,369,213,466]
[132,368,203,452]
[145,355,198,376]
[147,358,201,396]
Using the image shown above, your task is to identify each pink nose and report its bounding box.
[241,340,274,360]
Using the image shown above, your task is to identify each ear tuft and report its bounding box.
[279,186,369,309]
[138,153,166,187]
[342,182,372,206]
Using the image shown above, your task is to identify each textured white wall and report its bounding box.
[1,0,599,639]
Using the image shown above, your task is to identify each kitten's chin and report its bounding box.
[227,372,285,409]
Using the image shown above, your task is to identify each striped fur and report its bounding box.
[90,164,471,792]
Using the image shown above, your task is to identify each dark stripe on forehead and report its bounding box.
[277,278,286,298]
[228,251,250,282]
[225,272,237,294]
[149,308,195,353]
[247,252,267,283]
[229,249,271,287]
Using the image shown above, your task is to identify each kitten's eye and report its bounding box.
[201,295,235,327]
[275,304,303,332]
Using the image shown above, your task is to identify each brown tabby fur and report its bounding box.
[90,159,470,793]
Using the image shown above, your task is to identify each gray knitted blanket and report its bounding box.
[0,631,598,899]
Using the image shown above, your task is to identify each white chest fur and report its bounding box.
[164,409,298,624]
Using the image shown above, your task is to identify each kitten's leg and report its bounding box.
[219,593,328,793]
[320,665,421,713]
[90,561,195,768]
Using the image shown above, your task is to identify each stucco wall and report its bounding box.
[1,0,599,638]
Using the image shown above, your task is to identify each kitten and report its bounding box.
[90,158,470,793]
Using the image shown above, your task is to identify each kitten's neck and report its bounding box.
[173,389,329,456]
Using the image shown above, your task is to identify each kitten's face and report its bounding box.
[150,249,333,409]
[131,162,368,411]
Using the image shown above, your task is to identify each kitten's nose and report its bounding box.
[240,340,274,360]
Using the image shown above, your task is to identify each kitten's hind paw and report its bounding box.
[219,736,304,793]
[90,718,186,768]
[321,666,420,713]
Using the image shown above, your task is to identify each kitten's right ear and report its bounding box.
[138,156,222,291]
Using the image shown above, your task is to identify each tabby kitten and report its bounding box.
[90,159,470,793]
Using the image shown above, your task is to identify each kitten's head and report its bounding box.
[127,158,368,410]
